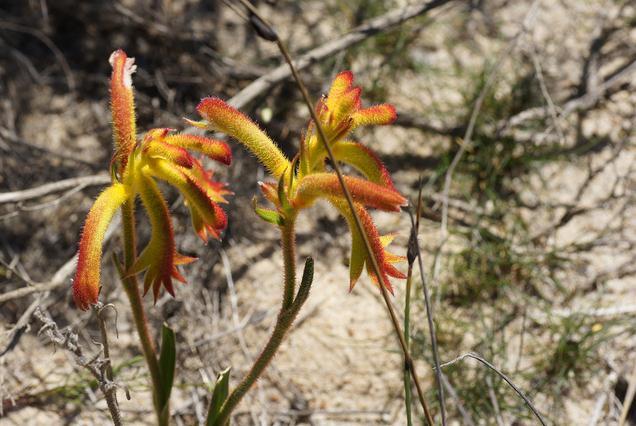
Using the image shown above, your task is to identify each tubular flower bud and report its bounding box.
[109,50,137,171]
[73,183,130,310]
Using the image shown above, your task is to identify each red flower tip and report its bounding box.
[109,49,137,170]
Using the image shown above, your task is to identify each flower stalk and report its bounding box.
[210,215,311,426]
[118,200,166,425]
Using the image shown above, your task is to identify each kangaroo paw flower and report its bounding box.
[315,71,397,143]
[196,69,406,292]
[331,199,405,293]
[331,141,395,188]
[72,49,232,308]
[146,158,228,242]
[109,49,137,171]
[165,133,232,165]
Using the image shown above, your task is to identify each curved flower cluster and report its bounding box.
[72,50,231,310]
[190,71,406,292]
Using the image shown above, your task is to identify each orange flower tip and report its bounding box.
[196,97,228,116]
[385,263,406,279]
[72,277,98,311]
[386,283,395,296]
[334,71,354,88]
[196,225,218,243]
[171,268,188,284]
[353,104,397,127]
[109,49,136,89]
[383,104,397,124]
[175,253,197,265]
[196,97,247,130]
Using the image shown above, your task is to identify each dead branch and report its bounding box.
[0,174,109,204]
[503,55,636,133]
[0,255,76,304]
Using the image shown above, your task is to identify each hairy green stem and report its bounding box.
[120,199,168,426]
[212,216,298,425]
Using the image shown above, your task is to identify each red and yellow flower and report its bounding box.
[72,50,231,310]
[190,71,406,292]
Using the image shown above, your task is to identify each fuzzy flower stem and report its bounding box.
[119,199,168,426]
[281,216,297,309]
[212,215,300,425]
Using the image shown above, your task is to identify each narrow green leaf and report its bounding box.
[277,172,290,210]
[158,323,176,411]
[294,257,314,309]
[206,367,231,426]
[252,197,285,225]
[289,154,299,189]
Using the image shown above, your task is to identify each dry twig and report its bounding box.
[33,307,122,425]
[439,352,547,425]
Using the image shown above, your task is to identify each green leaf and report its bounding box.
[158,323,176,413]
[289,154,299,189]
[252,197,285,226]
[295,257,314,308]
[277,172,290,210]
[206,367,231,426]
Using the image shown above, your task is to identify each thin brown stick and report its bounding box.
[0,174,110,204]
[439,352,547,425]
[95,303,121,425]
[407,203,446,424]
